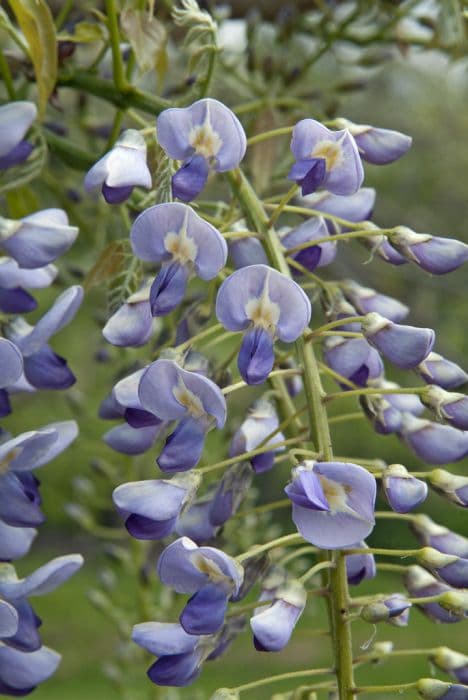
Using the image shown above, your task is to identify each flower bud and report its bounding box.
[344,541,376,586]
[362,312,434,369]
[389,226,468,275]
[210,689,240,700]
[382,464,428,513]
[410,515,468,557]
[428,469,468,507]
[418,547,468,589]
[404,565,464,624]
[417,678,468,700]
[431,647,468,684]
[342,279,409,322]
[361,594,411,625]
[422,385,468,430]
[360,395,402,435]
[416,352,468,390]
[399,412,468,465]
[437,591,468,618]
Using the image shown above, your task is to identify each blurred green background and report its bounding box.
[4,17,468,700]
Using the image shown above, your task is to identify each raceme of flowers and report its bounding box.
[84,94,468,694]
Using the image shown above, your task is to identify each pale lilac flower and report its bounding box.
[416,352,468,390]
[428,469,468,507]
[362,312,435,369]
[422,385,468,430]
[280,217,336,272]
[389,226,468,275]
[382,464,428,513]
[229,398,285,473]
[216,264,311,385]
[344,542,376,585]
[157,537,243,635]
[157,99,247,201]
[250,578,306,652]
[342,280,409,322]
[323,336,383,387]
[0,210,78,269]
[431,647,468,685]
[288,119,364,196]
[297,187,376,224]
[138,359,226,471]
[399,412,468,464]
[333,118,412,164]
[103,281,155,347]
[0,102,37,170]
[404,565,463,624]
[0,645,61,695]
[360,395,402,434]
[285,461,376,548]
[84,129,151,204]
[112,473,200,540]
[131,202,227,316]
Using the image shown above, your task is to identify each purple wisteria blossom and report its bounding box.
[229,397,285,473]
[404,565,463,624]
[0,339,23,390]
[361,594,411,626]
[250,577,306,652]
[428,469,468,507]
[297,187,376,225]
[416,352,468,390]
[342,280,409,322]
[399,413,468,464]
[0,258,57,314]
[344,542,376,585]
[288,119,364,196]
[0,102,37,170]
[5,285,83,392]
[112,472,200,539]
[280,216,336,272]
[422,385,468,430]
[382,463,428,513]
[131,202,227,316]
[84,129,152,204]
[389,226,468,275]
[411,516,468,558]
[360,394,403,435]
[362,312,435,369]
[102,281,155,347]
[323,336,383,387]
[157,537,243,635]
[216,264,311,385]
[432,648,468,685]
[0,209,78,269]
[156,98,247,201]
[285,461,376,548]
[229,236,268,269]
[333,118,412,164]
[0,645,61,696]
[138,359,226,471]
[101,367,165,455]
[369,378,425,416]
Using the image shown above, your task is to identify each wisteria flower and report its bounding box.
[157,537,244,634]
[0,209,78,270]
[156,98,247,201]
[229,397,285,473]
[382,463,428,513]
[131,202,227,316]
[288,119,364,196]
[84,129,152,204]
[297,187,376,226]
[416,352,468,390]
[423,385,468,430]
[333,118,412,164]
[0,101,37,170]
[431,647,468,684]
[285,461,376,548]
[389,226,468,275]
[428,469,468,507]
[138,359,226,471]
[0,644,61,696]
[399,412,468,464]
[323,336,383,387]
[362,312,435,369]
[250,578,306,652]
[103,281,156,347]
[0,258,57,314]
[411,515,468,558]
[404,566,463,624]
[216,264,311,385]
[344,542,376,585]
[112,472,200,539]
[342,280,409,322]
[360,394,403,435]
[281,216,336,272]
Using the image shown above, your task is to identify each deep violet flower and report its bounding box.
[333,118,412,164]
[112,472,200,539]
[280,216,336,272]
[361,312,435,369]
[288,119,364,196]
[216,264,311,385]
[0,102,37,170]
[84,129,152,204]
[156,99,247,201]
[285,461,376,548]
[0,210,78,269]
[229,397,285,473]
[389,226,468,275]
[138,359,226,471]
[157,537,243,635]
[0,258,57,315]
[322,336,384,387]
[130,202,227,316]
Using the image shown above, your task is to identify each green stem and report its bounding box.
[325,386,426,402]
[246,125,294,146]
[310,316,365,335]
[353,682,417,694]
[0,52,16,99]
[285,228,391,254]
[105,0,127,92]
[329,412,365,425]
[226,167,356,700]
[236,532,302,563]
[231,668,333,694]
[347,547,420,557]
[263,202,371,229]
[198,435,305,475]
[222,367,302,395]
[268,183,299,227]
[299,560,335,584]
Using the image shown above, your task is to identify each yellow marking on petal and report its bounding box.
[318,475,351,515]
[311,139,343,172]
[164,213,198,266]
[0,449,20,475]
[173,378,205,419]
[191,552,232,586]
[245,273,280,332]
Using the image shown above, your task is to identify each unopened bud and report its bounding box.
[210,690,240,700]
[431,647,468,684]
[438,591,468,617]
[417,678,468,699]
[428,469,468,507]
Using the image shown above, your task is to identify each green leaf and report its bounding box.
[58,21,107,44]
[438,0,465,47]
[8,0,57,118]
[120,7,167,75]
